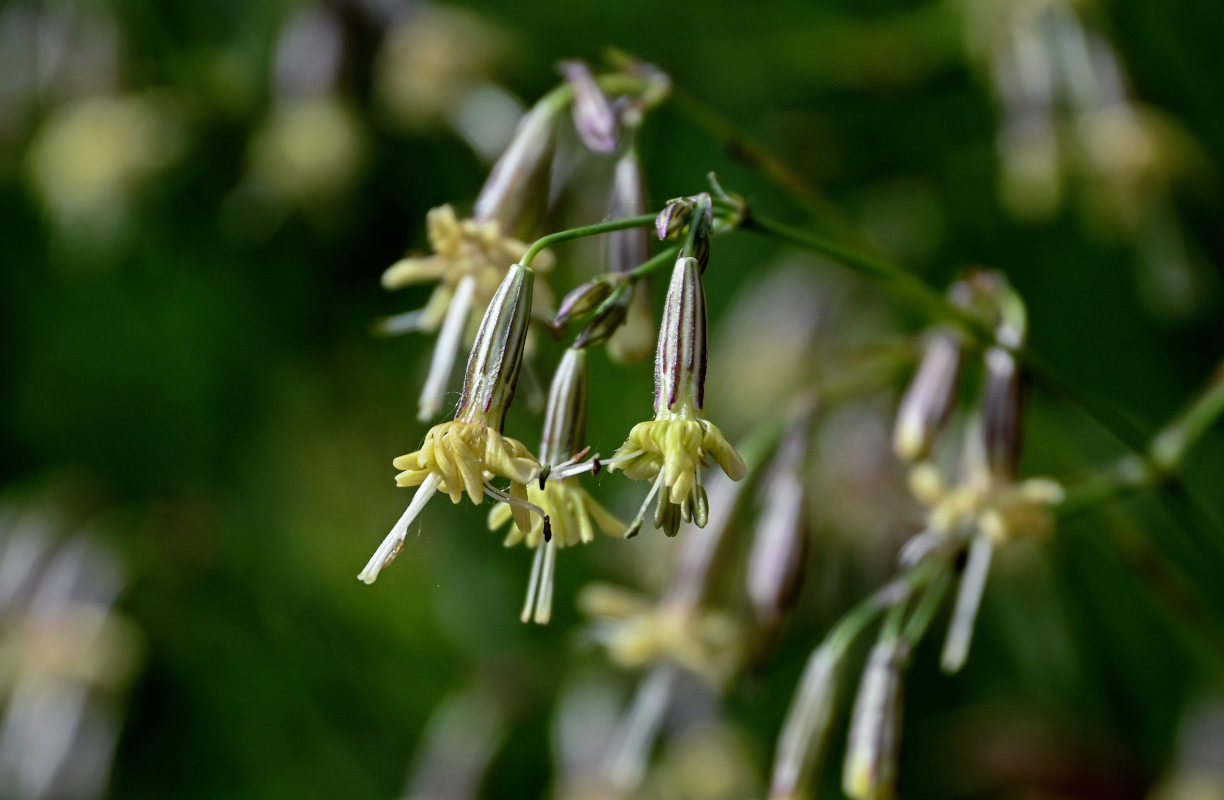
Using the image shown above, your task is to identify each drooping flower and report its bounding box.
[488,347,626,623]
[377,205,555,421]
[609,252,746,536]
[377,96,560,420]
[578,583,743,688]
[359,263,544,584]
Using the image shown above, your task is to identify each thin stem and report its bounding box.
[743,208,1224,532]
[1060,356,1224,516]
[670,88,876,252]
[628,244,682,281]
[901,565,953,648]
[521,214,658,268]
[740,212,979,335]
[1150,358,1224,473]
[825,560,939,657]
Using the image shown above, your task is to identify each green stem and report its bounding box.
[1060,356,1224,516]
[741,209,1212,468]
[825,560,939,656]
[740,213,981,335]
[1150,359,1224,472]
[628,245,682,280]
[521,214,659,268]
[901,565,953,648]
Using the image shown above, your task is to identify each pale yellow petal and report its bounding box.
[582,490,627,537]
[381,255,449,289]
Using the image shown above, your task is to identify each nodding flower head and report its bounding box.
[489,348,626,623]
[489,477,625,624]
[609,255,746,536]
[360,264,545,585]
[578,583,743,688]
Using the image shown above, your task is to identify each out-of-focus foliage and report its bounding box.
[2,1,1224,799]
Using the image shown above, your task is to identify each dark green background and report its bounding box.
[3,1,1224,798]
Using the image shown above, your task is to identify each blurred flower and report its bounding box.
[400,685,507,800]
[907,462,1063,546]
[0,510,142,800]
[25,93,183,249]
[746,408,812,627]
[579,584,742,689]
[379,205,554,420]
[842,638,907,800]
[360,264,544,584]
[374,6,504,131]
[606,148,656,364]
[561,59,620,154]
[1150,699,1224,800]
[247,95,366,207]
[380,94,560,419]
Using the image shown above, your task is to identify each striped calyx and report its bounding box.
[539,348,589,466]
[455,263,534,430]
[653,256,707,417]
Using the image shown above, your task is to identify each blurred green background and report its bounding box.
[3,0,1224,798]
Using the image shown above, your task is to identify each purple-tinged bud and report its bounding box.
[655,197,694,241]
[605,149,655,364]
[554,275,619,326]
[654,195,714,265]
[560,59,619,154]
[892,330,963,463]
[654,257,707,416]
[608,151,650,273]
[973,270,1028,479]
[538,348,588,466]
[843,638,907,800]
[573,285,630,350]
[747,411,812,626]
[981,346,1023,478]
[455,263,534,430]
[473,101,559,237]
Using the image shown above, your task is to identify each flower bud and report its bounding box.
[655,198,692,240]
[539,348,588,466]
[892,330,963,463]
[981,345,1022,478]
[455,263,534,430]
[560,59,619,154]
[655,194,713,270]
[654,256,708,415]
[747,414,811,626]
[843,638,907,800]
[608,151,650,273]
[554,275,623,327]
[606,149,656,364]
[472,101,559,237]
[769,647,840,800]
[573,283,631,349]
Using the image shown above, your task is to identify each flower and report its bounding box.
[360,263,544,585]
[489,478,625,623]
[487,348,626,622]
[377,96,560,421]
[907,462,1063,546]
[377,205,555,421]
[578,583,743,688]
[609,255,746,536]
